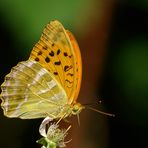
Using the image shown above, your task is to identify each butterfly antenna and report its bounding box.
[77,114,80,126]
[86,106,115,117]
[82,100,102,106]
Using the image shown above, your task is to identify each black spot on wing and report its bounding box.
[54,72,58,75]
[69,55,72,58]
[57,49,61,55]
[67,73,74,76]
[43,45,48,50]
[65,79,73,84]
[37,51,42,55]
[54,61,61,65]
[64,52,68,57]
[64,65,72,72]
[35,57,39,61]
[45,57,50,63]
[49,51,54,57]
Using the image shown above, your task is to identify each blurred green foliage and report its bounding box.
[0,0,100,56]
[114,38,148,125]
[125,0,148,10]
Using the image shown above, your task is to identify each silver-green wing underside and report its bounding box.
[0,60,68,119]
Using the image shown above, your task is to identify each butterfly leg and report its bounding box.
[56,112,68,125]
[63,118,70,123]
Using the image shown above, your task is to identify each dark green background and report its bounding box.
[0,0,148,148]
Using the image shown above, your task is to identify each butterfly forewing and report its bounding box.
[1,60,68,119]
[29,20,82,104]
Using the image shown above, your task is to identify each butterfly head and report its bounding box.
[72,103,85,115]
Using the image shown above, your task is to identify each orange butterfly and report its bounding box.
[0,20,84,120]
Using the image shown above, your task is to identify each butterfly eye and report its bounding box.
[72,103,85,115]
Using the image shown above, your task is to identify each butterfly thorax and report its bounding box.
[57,103,84,119]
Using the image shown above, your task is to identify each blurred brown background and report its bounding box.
[0,0,148,148]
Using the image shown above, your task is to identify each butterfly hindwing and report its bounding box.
[1,60,68,119]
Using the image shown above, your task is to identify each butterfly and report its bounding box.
[0,20,84,120]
